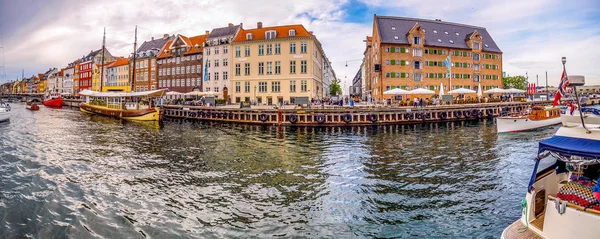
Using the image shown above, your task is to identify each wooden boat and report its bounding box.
[79,89,165,121]
[0,101,11,122]
[42,92,64,107]
[496,106,562,133]
[501,122,600,239]
[26,101,40,111]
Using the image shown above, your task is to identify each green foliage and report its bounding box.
[330,79,343,96]
[502,75,528,90]
[216,99,227,105]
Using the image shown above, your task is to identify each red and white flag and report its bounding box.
[552,69,569,106]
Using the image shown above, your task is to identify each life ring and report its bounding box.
[342,114,352,123]
[471,109,481,118]
[289,114,298,123]
[416,112,424,119]
[486,109,494,117]
[425,112,432,119]
[259,113,269,122]
[368,113,378,123]
[439,112,448,119]
[228,112,234,119]
[454,111,462,118]
[464,110,472,118]
[516,106,522,112]
[315,114,326,124]
[404,113,413,120]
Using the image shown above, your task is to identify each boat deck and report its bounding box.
[531,214,544,231]
[502,220,543,239]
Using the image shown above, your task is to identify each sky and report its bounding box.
[0,0,599,92]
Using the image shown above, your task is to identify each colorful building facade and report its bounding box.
[157,33,207,93]
[203,23,241,100]
[104,58,130,92]
[133,34,172,92]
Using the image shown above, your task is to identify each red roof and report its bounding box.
[110,58,129,67]
[158,33,208,58]
[232,24,312,43]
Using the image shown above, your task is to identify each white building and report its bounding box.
[322,56,335,97]
[62,63,75,94]
[203,23,241,100]
[45,68,60,93]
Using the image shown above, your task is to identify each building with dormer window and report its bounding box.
[133,34,173,92]
[156,33,208,93]
[202,23,242,100]
[230,22,334,105]
[365,15,503,101]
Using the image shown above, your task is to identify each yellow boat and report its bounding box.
[79,89,165,121]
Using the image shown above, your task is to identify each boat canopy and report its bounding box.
[79,89,166,98]
[538,136,600,159]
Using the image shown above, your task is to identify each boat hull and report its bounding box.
[561,113,600,125]
[79,103,161,121]
[26,104,40,111]
[43,98,64,107]
[0,111,9,122]
[497,116,561,133]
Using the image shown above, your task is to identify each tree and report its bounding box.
[330,79,343,96]
[502,75,528,90]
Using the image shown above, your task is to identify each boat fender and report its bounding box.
[342,113,352,123]
[315,114,326,124]
[464,110,472,118]
[189,112,196,117]
[516,106,522,112]
[416,113,424,119]
[454,111,462,118]
[486,109,494,117]
[472,109,481,118]
[197,111,203,118]
[229,112,234,119]
[404,113,413,119]
[425,112,432,119]
[439,112,448,119]
[259,113,269,122]
[288,114,298,123]
[368,113,378,123]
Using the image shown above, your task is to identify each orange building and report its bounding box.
[365,15,503,101]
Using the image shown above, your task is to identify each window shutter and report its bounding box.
[390,47,395,53]
[400,48,405,53]
[438,73,443,78]
[401,60,406,66]
[429,73,434,78]
[391,60,396,65]
[391,72,396,78]
[401,72,406,78]
[454,62,459,67]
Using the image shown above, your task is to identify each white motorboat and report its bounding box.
[561,107,600,126]
[501,122,600,239]
[0,101,11,122]
[497,106,562,133]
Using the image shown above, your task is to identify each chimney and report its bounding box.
[151,37,154,40]
[164,34,169,38]
[228,23,233,27]
[240,22,243,28]
[205,30,210,35]
[257,22,263,29]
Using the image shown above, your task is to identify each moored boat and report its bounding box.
[42,92,64,107]
[79,89,164,121]
[561,106,600,126]
[0,101,11,122]
[496,106,562,133]
[26,101,40,111]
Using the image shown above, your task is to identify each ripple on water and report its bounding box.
[0,104,561,238]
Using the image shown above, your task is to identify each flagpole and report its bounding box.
[545,71,549,101]
[564,56,590,134]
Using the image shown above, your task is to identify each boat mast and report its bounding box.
[100,27,106,92]
[131,26,137,92]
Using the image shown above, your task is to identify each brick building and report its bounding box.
[157,33,208,93]
[133,34,172,92]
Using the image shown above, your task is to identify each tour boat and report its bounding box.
[79,89,165,121]
[501,122,600,239]
[0,101,11,122]
[42,92,64,107]
[496,106,562,133]
[26,101,40,111]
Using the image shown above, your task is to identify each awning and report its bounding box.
[79,89,166,97]
[538,136,600,159]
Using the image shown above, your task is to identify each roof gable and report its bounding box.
[208,25,241,39]
[232,24,312,43]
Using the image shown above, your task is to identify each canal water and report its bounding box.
[0,103,570,238]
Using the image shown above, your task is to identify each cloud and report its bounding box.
[1,0,599,88]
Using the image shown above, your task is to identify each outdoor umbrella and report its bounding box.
[477,83,483,98]
[505,88,526,94]
[484,88,507,94]
[439,83,444,95]
[166,91,184,95]
[409,88,435,94]
[383,88,410,95]
[447,88,476,94]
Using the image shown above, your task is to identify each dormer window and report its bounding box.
[246,33,253,40]
[195,44,200,49]
[391,26,396,30]
[413,37,421,45]
[265,30,277,40]
[394,36,399,40]
[289,29,296,36]
[473,42,480,50]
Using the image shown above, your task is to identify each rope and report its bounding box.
[518,198,529,233]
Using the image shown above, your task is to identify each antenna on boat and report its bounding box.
[100,27,106,92]
[564,57,591,134]
[131,26,137,92]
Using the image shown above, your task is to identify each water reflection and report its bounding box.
[0,104,559,238]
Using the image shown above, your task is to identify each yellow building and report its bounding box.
[103,58,131,92]
[92,64,101,91]
[230,22,332,105]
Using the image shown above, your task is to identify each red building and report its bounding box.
[79,61,92,92]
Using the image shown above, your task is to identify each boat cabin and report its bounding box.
[80,90,165,111]
[527,106,561,120]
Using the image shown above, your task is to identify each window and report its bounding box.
[258,62,264,75]
[214,72,219,80]
[196,65,201,74]
[300,80,307,92]
[214,59,219,67]
[300,42,307,53]
[473,53,480,61]
[275,61,281,74]
[290,42,296,54]
[244,46,250,56]
[244,63,250,75]
[473,42,480,50]
[214,87,219,92]
[474,74,480,82]
[290,60,296,74]
[244,82,250,92]
[223,46,228,54]
[275,43,281,54]
[258,44,264,55]
[223,71,228,80]
[413,48,422,57]
[289,29,296,36]
[474,64,480,71]
[265,62,272,75]
[265,30,277,39]
[258,82,267,92]
[235,82,241,92]
[235,63,241,76]
[206,73,210,80]
[414,73,422,82]
[290,80,296,92]
[272,81,280,92]
[223,58,228,67]
[214,48,219,55]
[413,37,421,45]
[246,33,253,40]
[235,46,241,57]
[414,61,421,69]
[266,44,272,55]
[300,60,307,74]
